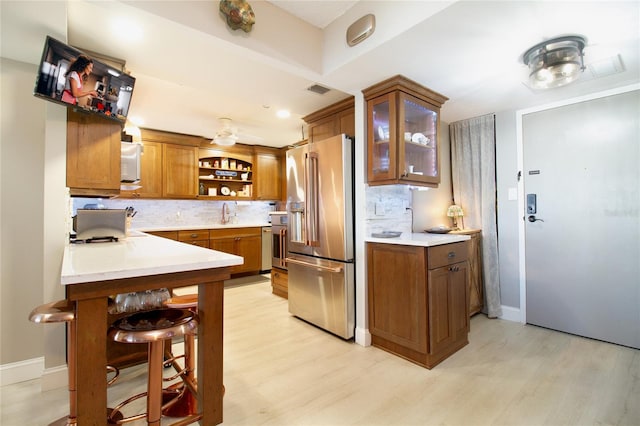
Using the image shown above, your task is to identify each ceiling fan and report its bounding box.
[211,117,263,146]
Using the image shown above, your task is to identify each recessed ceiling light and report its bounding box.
[276,110,290,118]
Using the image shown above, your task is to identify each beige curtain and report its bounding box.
[450,114,502,318]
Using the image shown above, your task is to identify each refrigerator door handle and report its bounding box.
[279,228,287,268]
[285,257,343,273]
[305,151,320,247]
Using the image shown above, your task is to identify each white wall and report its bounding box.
[495,111,521,309]
[0,58,60,386]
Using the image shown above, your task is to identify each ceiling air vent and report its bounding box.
[307,84,331,95]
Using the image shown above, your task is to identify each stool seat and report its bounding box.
[29,299,75,323]
[164,294,198,309]
[108,308,199,426]
[109,308,197,344]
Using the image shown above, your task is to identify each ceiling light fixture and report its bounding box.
[213,134,237,146]
[522,35,587,89]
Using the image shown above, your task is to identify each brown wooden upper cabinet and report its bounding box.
[303,97,355,143]
[120,140,163,198]
[120,128,201,199]
[67,110,122,197]
[363,75,448,187]
[253,147,282,201]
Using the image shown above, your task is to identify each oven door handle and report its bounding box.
[285,257,342,273]
[278,228,287,268]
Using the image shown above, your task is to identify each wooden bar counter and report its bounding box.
[61,232,243,425]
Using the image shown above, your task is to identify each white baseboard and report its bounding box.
[0,357,43,387]
[355,326,371,347]
[499,305,523,323]
[41,365,68,391]
[0,357,67,389]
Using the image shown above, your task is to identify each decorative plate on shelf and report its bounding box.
[411,133,428,144]
[220,185,231,196]
[425,226,451,234]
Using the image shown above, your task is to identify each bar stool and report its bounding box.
[28,300,121,426]
[161,294,199,418]
[108,308,199,426]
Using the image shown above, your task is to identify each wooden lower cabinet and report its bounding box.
[271,267,288,299]
[451,229,484,316]
[210,227,261,275]
[367,241,469,369]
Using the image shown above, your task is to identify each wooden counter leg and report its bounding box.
[74,297,108,424]
[197,280,224,425]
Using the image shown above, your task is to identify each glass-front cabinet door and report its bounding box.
[367,92,396,182]
[364,75,447,188]
[398,93,439,185]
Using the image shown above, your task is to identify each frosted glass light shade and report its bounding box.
[523,35,586,89]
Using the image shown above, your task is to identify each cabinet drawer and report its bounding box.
[271,268,288,287]
[184,239,209,248]
[148,230,178,241]
[428,242,468,270]
[178,229,210,241]
[210,227,261,239]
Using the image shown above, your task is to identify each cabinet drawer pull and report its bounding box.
[190,233,198,238]
[447,252,456,258]
[449,265,460,272]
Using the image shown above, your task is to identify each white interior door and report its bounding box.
[523,89,640,349]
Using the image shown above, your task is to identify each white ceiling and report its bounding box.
[2,1,639,148]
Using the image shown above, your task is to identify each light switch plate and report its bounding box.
[508,187,518,201]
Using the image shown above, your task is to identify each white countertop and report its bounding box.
[134,222,270,232]
[365,232,470,247]
[61,233,243,285]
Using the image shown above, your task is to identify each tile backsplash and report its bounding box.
[72,198,276,229]
[365,185,413,236]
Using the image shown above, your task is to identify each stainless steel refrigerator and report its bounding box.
[286,134,355,339]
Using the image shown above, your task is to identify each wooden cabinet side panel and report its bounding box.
[367,243,427,353]
[467,233,484,315]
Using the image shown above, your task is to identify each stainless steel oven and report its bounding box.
[270,212,287,270]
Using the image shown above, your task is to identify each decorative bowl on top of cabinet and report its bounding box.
[362,75,448,187]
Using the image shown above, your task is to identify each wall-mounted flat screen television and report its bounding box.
[34,35,136,123]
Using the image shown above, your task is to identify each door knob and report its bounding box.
[528,215,544,222]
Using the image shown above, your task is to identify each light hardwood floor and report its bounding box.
[2,277,639,425]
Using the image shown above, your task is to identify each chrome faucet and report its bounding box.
[221,202,230,224]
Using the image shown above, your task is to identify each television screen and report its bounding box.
[34,35,135,123]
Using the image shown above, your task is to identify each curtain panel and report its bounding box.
[450,114,502,318]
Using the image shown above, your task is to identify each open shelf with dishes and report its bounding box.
[198,156,253,199]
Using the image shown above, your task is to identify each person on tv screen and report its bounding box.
[61,54,97,105]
